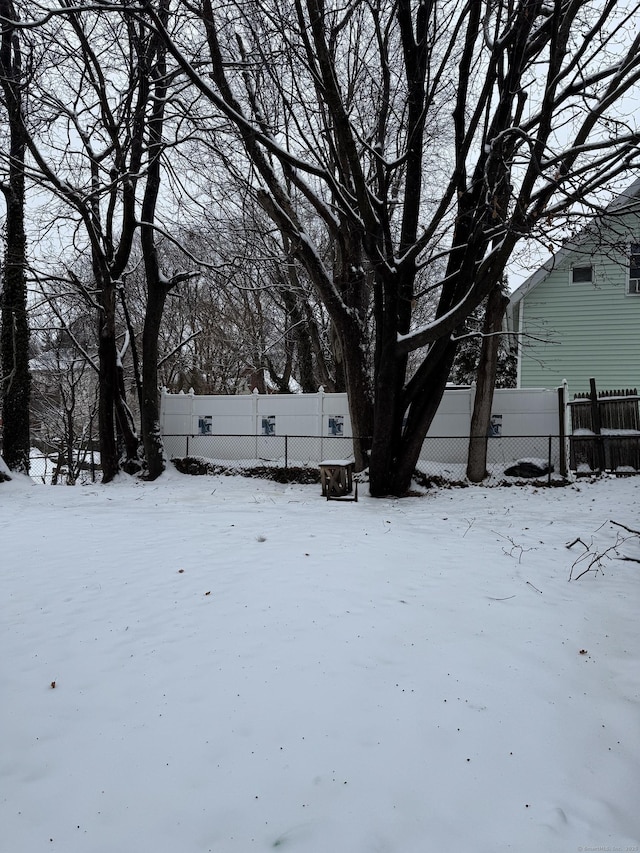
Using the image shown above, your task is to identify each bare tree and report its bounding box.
[7,1,640,493]
[136,0,199,479]
[140,0,640,495]
[8,5,147,480]
[4,1,197,481]
[0,0,30,474]
[156,207,340,395]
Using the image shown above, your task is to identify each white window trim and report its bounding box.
[570,265,593,285]
[628,242,640,295]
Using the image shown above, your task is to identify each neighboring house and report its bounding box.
[507,177,640,395]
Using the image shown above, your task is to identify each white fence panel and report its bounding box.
[429,388,473,439]
[490,387,559,436]
[160,386,562,465]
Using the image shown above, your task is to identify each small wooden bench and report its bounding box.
[319,459,354,498]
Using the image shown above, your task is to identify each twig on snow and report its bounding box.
[493,531,535,563]
[568,519,640,579]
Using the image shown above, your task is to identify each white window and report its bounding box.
[628,244,640,295]
[571,265,592,284]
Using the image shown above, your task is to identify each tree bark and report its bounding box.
[0,0,30,475]
[369,336,458,496]
[466,286,510,483]
[139,0,174,480]
[281,288,315,393]
[141,283,171,479]
[97,278,121,482]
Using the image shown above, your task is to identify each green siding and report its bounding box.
[518,215,640,395]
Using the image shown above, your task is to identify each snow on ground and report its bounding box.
[1,469,639,853]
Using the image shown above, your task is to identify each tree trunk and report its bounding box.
[0,180,30,475]
[65,404,76,485]
[330,323,346,392]
[282,288,316,393]
[339,323,373,471]
[369,337,458,496]
[0,0,30,475]
[466,287,510,482]
[141,283,171,480]
[295,321,316,393]
[115,360,140,469]
[303,300,335,392]
[138,0,172,481]
[96,271,139,481]
[97,280,121,483]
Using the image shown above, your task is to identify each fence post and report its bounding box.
[318,385,325,462]
[189,387,195,435]
[589,378,605,472]
[186,435,189,456]
[159,387,167,435]
[252,388,259,462]
[548,435,552,485]
[557,383,567,476]
[285,435,288,469]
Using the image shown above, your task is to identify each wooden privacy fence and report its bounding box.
[569,380,640,473]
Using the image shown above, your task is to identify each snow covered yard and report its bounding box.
[1,469,639,853]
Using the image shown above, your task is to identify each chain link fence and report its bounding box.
[163,433,570,484]
[163,433,358,470]
[21,432,640,485]
[27,444,101,485]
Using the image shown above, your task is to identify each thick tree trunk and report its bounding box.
[466,287,510,483]
[0,181,30,475]
[295,324,316,393]
[0,1,30,475]
[97,281,121,483]
[368,334,406,495]
[141,284,170,480]
[96,274,139,481]
[138,3,171,481]
[340,323,373,471]
[369,337,458,496]
[332,257,373,470]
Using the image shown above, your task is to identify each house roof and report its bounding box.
[508,175,640,311]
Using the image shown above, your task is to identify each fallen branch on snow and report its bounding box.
[566,520,640,580]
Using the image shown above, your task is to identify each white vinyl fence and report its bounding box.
[160,385,564,470]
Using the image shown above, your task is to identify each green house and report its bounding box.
[507,178,640,396]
